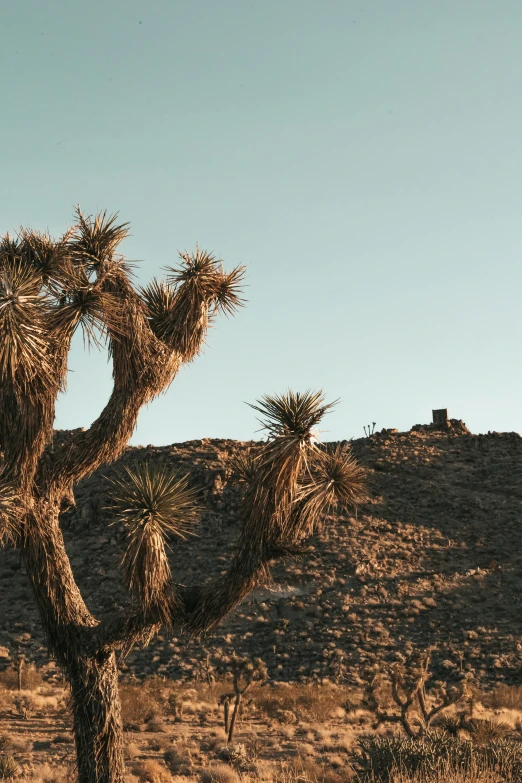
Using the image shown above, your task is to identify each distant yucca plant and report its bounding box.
[462,717,511,745]
[436,714,465,737]
[0,754,19,780]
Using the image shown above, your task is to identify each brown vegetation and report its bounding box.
[1,671,522,781]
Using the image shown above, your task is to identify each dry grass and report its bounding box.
[387,763,517,782]
[0,664,44,691]
[131,758,172,783]
[479,684,522,711]
[252,683,355,723]
[199,763,241,783]
[2,671,522,783]
[16,762,75,782]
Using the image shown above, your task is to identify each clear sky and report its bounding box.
[2,1,522,444]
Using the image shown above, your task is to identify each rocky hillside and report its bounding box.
[2,421,522,687]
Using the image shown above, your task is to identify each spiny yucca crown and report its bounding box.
[166,246,245,313]
[70,209,130,268]
[166,246,242,299]
[0,209,244,390]
[249,390,337,441]
[108,463,199,539]
[140,247,245,352]
[301,443,368,510]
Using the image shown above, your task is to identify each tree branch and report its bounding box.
[41,272,180,490]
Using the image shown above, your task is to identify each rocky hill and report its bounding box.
[2,421,522,687]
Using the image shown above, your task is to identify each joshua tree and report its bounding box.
[0,210,367,783]
[217,654,267,742]
[364,651,469,738]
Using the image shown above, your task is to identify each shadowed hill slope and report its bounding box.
[2,421,522,686]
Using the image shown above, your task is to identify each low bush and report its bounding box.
[199,763,241,783]
[349,732,522,781]
[481,684,522,711]
[253,684,351,723]
[131,758,170,783]
[119,685,161,728]
[0,663,44,691]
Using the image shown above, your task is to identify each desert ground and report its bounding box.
[3,420,522,781]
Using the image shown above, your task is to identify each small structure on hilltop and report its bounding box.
[432,408,448,425]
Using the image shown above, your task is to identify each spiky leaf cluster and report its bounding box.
[0,258,52,394]
[0,209,134,400]
[238,390,367,550]
[51,259,125,349]
[108,464,198,621]
[0,753,20,779]
[140,246,245,359]
[229,449,260,484]
[69,210,130,269]
[249,390,335,441]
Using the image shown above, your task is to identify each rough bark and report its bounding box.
[69,652,125,783]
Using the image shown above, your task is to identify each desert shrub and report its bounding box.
[0,663,44,691]
[349,733,522,781]
[0,755,19,781]
[125,742,141,760]
[272,759,350,783]
[463,718,511,744]
[253,684,349,723]
[131,758,170,783]
[385,763,521,782]
[167,690,183,719]
[17,763,75,782]
[481,684,522,711]
[142,676,169,706]
[146,719,167,733]
[163,744,193,775]
[0,688,12,713]
[13,694,33,719]
[120,685,161,728]
[199,764,241,783]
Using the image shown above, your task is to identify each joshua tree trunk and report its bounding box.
[224,699,230,734]
[228,693,241,743]
[20,503,125,782]
[17,657,23,691]
[69,653,125,783]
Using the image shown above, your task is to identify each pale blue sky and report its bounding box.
[2,1,522,443]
